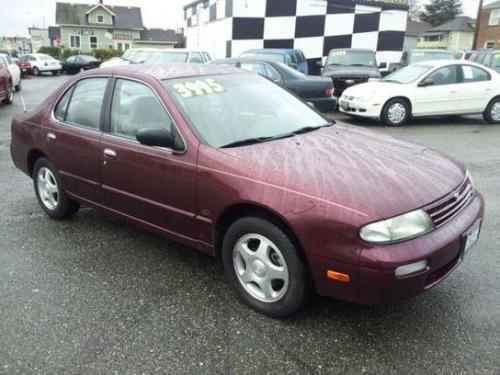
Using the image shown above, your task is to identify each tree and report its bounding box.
[420,0,463,26]
[408,0,423,21]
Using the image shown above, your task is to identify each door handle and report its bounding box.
[46,132,56,141]
[103,148,117,158]
[450,90,458,94]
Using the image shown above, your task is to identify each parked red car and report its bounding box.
[10,64,484,317]
[0,59,13,105]
[16,55,33,77]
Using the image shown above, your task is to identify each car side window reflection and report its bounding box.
[110,79,173,139]
[65,78,108,129]
[462,65,490,83]
[54,87,74,121]
[426,66,458,86]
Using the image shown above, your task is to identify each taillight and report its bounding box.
[324,87,334,97]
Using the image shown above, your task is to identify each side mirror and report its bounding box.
[315,60,323,68]
[378,62,387,69]
[136,128,179,149]
[418,78,434,87]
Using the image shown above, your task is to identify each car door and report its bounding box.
[413,65,460,115]
[100,78,197,239]
[455,64,495,113]
[47,77,109,203]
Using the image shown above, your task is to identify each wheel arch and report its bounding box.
[27,149,47,177]
[214,202,305,260]
[384,96,413,115]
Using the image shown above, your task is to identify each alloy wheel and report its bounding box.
[37,167,59,210]
[233,233,289,303]
[387,103,406,125]
[491,102,500,122]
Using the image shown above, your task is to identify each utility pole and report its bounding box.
[473,0,484,49]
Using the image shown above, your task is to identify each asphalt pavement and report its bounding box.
[0,74,499,374]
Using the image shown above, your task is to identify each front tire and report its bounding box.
[2,82,13,104]
[483,97,500,124]
[33,158,80,220]
[15,80,21,92]
[381,98,410,126]
[222,216,311,317]
[33,67,41,76]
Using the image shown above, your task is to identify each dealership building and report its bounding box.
[184,0,409,67]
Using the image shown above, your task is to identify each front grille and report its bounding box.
[332,76,369,93]
[425,177,474,228]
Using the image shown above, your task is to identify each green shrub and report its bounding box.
[60,48,80,59]
[92,48,122,62]
[37,46,60,59]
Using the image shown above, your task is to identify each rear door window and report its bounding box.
[239,62,267,77]
[189,52,203,63]
[461,65,491,83]
[65,78,108,130]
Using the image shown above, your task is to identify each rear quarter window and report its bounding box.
[64,78,108,129]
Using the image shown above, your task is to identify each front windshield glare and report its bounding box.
[410,51,453,63]
[326,51,376,67]
[164,74,328,148]
[146,52,189,63]
[383,65,431,84]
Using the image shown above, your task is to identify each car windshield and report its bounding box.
[144,52,189,63]
[325,50,376,67]
[240,52,285,63]
[121,50,147,63]
[383,65,431,84]
[493,53,500,68]
[410,51,454,63]
[163,74,329,148]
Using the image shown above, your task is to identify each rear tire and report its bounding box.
[2,83,13,104]
[221,216,312,317]
[33,158,80,220]
[483,97,500,124]
[381,98,410,126]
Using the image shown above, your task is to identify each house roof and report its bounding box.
[55,2,143,29]
[138,28,184,44]
[485,0,500,9]
[425,16,475,34]
[406,20,431,36]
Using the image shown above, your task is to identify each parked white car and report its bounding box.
[100,48,211,68]
[0,53,21,92]
[23,53,62,76]
[339,60,500,126]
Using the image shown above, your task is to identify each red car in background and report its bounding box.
[10,64,484,317]
[16,55,33,77]
[0,58,13,105]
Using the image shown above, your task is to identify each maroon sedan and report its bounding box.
[10,64,484,317]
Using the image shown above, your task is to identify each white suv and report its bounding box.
[24,53,62,76]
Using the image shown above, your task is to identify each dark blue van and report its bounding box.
[239,49,309,74]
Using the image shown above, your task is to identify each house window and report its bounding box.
[485,41,495,49]
[70,35,81,48]
[90,36,98,49]
[489,9,500,26]
[97,15,104,23]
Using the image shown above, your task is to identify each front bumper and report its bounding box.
[338,97,381,118]
[310,193,484,305]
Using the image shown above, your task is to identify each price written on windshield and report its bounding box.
[173,79,225,98]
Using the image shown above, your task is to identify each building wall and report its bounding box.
[28,28,51,52]
[417,31,474,52]
[476,6,500,49]
[87,7,114,26]
[185,0,408,65]
[133,42,176,49]
[403,35,418,51]
[59,26,140,52]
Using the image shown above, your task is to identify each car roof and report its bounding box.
[92,63,244,80]
[243,49,300,55]
[409,49,455,53]
[412,59,489,69]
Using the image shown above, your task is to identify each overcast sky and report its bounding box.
[0,0,493,37]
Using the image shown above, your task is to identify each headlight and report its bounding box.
[359,209,434,244]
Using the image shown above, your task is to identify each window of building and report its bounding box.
[90,36,98,49]
[485,41,495,49]
[97,15,104,23]
[424,35,442,42]
[69,35,81,48]
[489,9,500,26]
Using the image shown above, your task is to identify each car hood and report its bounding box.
[322,66,380,78]
[213,123,465,220]
[342,81,404,96]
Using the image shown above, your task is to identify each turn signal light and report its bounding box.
[326,270,350,283]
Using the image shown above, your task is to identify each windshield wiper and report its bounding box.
[350,63,372,67]
[383,79,401,84]
[291,122,334,135]
[326,63,345,66]
[219,133,294,149]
